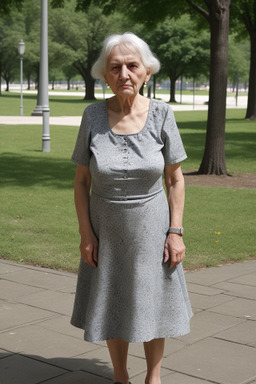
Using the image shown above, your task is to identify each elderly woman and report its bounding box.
[71,32,192,384]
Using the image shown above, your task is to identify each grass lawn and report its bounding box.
[0,91,248,117]
[0,104,255,271]
[175,109,256,173]
[0,92,91,117]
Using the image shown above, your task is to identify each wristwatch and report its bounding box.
[168,227,184,236]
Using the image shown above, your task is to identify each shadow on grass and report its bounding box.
[0,153,75,189]
[178,120,206,131]
[180,119,256,168]
[2,93,37,101]
[1,92,95,105]
[49,97,100,104]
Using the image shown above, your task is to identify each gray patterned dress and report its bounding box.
[71,99,193,343]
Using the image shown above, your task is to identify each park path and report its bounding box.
[1,258,256,384]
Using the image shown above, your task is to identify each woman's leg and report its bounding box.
[107,338,130,384]
[143,338,165,384]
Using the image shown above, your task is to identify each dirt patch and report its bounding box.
[183,171,256,189]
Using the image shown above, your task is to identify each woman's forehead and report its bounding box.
[108,43,141,61]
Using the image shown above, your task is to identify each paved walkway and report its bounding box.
[1,258,256,384]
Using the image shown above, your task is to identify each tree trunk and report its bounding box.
[245,33,256,120]
[5,79,9,91]
[198,0,230,175]
[83,73,96,100]
[0,78,1,95]
[27,73,31,90]
[169,76,177,103]
[153,76,156,99]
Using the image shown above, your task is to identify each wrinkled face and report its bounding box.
[104,44,151,97]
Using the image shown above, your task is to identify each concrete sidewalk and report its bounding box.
[1,258,256,384]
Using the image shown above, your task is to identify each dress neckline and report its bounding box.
[105,98,153,137]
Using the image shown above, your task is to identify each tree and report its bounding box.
[228,37,249,90]
[0,13,24,91]
[149,15,209,102]
[62,65,79,90]
[0,0,42,94]
[231,0,256,120]
[21,0,41,89]
[49,1,118,99]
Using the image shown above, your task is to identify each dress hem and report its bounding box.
[70,316,193,344]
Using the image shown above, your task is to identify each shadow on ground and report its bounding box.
[0,153,75,189]
[0,351,113,384]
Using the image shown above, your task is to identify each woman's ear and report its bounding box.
[103,74,108,84]
[145,69,151,83]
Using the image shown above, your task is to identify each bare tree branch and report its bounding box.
[185,0,209,21]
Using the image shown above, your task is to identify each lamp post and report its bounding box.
[39,0,50,151]
[18,40,25,116]
[40,0,50,152]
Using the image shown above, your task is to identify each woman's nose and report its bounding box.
[120,65,129,80]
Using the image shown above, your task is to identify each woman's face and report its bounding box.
[104,44,151,98]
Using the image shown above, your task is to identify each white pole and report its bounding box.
[20,56,23,116]
[40,0,50,152]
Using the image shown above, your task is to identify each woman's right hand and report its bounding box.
[80,231,98,268]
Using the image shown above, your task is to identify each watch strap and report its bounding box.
[168,227,184,236]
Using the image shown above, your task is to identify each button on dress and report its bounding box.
[71,99,193,343]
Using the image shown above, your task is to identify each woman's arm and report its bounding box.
[164,163,186,269]
[74,164,98,268]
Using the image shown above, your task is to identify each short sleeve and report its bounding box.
[161,105,187,165]
[71,109,91,166]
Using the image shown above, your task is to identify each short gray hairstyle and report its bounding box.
[91,32,160,81]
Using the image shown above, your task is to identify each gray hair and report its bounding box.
[91,32,160,81]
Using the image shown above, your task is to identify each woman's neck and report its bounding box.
[108,94,146,115]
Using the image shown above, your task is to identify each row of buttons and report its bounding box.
[122,138,128,196]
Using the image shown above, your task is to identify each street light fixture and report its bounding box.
[18,40,25,116]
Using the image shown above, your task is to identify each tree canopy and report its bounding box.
[148,15,209,102]
[230,0,256,119]
[0,0,23,15]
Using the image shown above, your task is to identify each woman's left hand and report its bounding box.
[164,233,185,269]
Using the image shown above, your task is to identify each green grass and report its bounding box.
[0,92,92,117]
[0,106,255,271]
[184,186,255,269]
[175,109,256,173]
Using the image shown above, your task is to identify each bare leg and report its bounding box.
[143,338,165,384]
[107,338,130,384]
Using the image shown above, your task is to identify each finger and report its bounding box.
[86,250,97,268]
[86,255,97,268]
[163,245,169,263]
[93,244,98,265]
[170,253,178,269]
[81,245,97,268]
[170,253,183,269]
